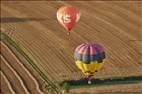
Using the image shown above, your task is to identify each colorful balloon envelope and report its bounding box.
[57,5,81,33]
[74,43,106,78]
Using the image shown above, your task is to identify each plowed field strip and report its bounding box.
[1,42,44,94]
[1,71,16,94]
[1,55,30,94]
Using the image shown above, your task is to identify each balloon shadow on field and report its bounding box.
[1,17,46,23]
[59,75,142,88]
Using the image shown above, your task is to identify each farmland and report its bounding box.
[71,83,142,94]
[1,42,45,94]
[1,1,142,93]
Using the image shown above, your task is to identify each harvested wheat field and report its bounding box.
[1,55,29,94]
[1,71,16,94]
[0,42,44,94]
[1,0,142,93]
[71,83,142,94]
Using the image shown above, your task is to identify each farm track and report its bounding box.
[1,42,44,94]
[1,71,16,94]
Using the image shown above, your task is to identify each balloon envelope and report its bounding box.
[57,5,81,32]
[74,43,106,78]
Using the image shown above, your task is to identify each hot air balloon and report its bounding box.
[74,43,106,84]
[57,5,81,35]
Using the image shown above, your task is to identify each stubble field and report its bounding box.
[1,1,142,93]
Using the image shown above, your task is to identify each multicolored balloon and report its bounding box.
[74,43,106,79]
[57,5,81,34]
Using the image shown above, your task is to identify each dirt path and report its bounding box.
[1,42,44,94]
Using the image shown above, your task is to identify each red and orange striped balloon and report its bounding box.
[57,5,81,33]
